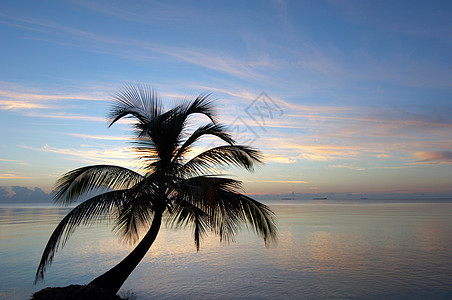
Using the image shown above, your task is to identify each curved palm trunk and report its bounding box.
[88,210,163,293]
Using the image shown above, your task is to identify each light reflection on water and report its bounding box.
[1,200,452,299]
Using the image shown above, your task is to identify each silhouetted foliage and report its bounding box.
[35,84,277,293]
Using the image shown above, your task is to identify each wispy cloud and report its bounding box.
[0,14,281,84]
[265,155,297,164]
[0,158,20,162]
[260,138,361,162]
[0,89,103,102]
[414,151,452,165]
[66,133,127,141]
[0,100,50,110]
[23,112,107,123]
[329,164,366,171]
[247,100,452,168]
[0,173,33,179]
[265,180,308,184]
[68,0,204,25]
[22,144,137,168]
[244,179,309,184]
[0,158,28,166]
[375,166,416,170]
[165,48,274,82]
[0,84,107,111]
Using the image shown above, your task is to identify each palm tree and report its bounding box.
[35,84,277,294]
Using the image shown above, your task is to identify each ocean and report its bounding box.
[1,199,452,299]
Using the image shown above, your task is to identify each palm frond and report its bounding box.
[178,94,218,124]
[173,123,234,164]
[161,95,218,154]
[35,190,127,283]
[131,139,160,165]
[54,165,143,205]
[130,109,185,171]
[134,108,176,139]
[166,199,209,250]
[236,195,278,246]
[108,83,162,127]
[174,176,276,246]
[179,145,264,177]
[112,175,162,243]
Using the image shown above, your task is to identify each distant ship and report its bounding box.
[360,197,368,200]
[312,197,327,200]
[281,197,295,200]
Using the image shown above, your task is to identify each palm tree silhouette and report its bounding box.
[35,84,277,293]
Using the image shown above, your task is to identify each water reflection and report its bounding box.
[1,201,452,299]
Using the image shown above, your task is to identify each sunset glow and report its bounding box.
[1,1,451,198]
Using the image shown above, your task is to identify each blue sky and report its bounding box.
[1,0,451,198]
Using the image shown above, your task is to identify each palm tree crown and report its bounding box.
[35,84,277,293]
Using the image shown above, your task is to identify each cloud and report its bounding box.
[0,173,33,179]
[164,48,274,82]
[0,86,107,111]
[22,112,107,123]
[0,158,25,164]
[0,83,134,124]
[0,186,51,203]
[244,179,308,184]
[265,180,308,184]
[66,133,127,141]
[0,100,50,110]
[265,155,297,164]
[22,144,137,167]
[375,166,416,170]
[68,0,203,25]
[0,89,102,102]
[245,100,452,168]
[0,13,281,84]
[261,139,361,162]
[415,151,452,164]
[329,164,366,171]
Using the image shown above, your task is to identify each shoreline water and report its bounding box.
[2,197,452,208]
[1,199,452,299]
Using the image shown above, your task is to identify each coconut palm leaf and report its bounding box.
[174,176,276,245]
[114,193,154,244]
[35,189,128,282]
[177,93,218,124]
[54,165,143,205]
[108,83,162,127]
[173,123,234,163]
[234,195,278,245]
[112,175,163,243]
[166,199,209,250]
[179,145,263,176]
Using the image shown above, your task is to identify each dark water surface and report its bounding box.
[1,200,452,299]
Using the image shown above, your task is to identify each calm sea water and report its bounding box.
[1,200,452,299]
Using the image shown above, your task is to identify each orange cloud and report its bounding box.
[264,140,360,162]
[414,151,452,164]
[0,100,50,110]
[66,133,127,141]
[21,144,137,168]
[0,85,107,111]
[0,173,33,179]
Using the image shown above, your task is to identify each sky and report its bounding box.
[1,0,452,199]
